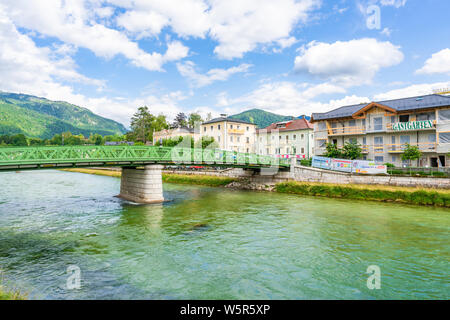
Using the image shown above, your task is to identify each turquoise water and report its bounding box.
[0,170,448,299]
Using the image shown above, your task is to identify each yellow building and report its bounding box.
[200,114,257,153]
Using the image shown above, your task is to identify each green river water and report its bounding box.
[0,170,448,299]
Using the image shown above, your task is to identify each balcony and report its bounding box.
[328,126,365,136]
[387,142,437,153]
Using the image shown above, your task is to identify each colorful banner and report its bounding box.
[352,160,387,174]
[331,158,353,173]
[312,156,332,170]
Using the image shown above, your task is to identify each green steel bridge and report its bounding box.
[0,145,291,172]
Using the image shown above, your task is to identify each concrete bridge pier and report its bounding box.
[119,165,164,203]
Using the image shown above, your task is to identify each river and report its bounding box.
[0,170,448,299]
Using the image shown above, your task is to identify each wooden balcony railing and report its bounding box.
[328,126,365,136]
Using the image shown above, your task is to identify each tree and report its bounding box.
[342,141,362,160]
[188,113,203,129]
[195,136,219,149]
[324,142,342,158]
[402,143,422,172]
[172,112,188,128]
[130,106,154,143]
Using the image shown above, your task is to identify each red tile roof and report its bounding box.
[257,118,313,133]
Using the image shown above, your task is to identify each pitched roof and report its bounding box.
[257,118,313,133]
[202,116,255,125]
[311,94,450,122]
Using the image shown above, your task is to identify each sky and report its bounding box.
[0,0,449,127]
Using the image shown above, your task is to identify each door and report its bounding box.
[439,156,446,167]
[431,157,438,168]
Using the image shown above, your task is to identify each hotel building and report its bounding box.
[256,118,314,159]
[311,94,450,167]
[200,115,257,153]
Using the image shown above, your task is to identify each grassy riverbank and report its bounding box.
[275,181,450,208]
[63,168,450,207]
[63,168,238,187]
[0,280,26,300]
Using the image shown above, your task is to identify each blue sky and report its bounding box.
[0,0,449,127]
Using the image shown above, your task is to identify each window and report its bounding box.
[230,136,233,142]
[246,148,249,153]
[272,136,274,140]
[400,135,410,145]
[266,148,269,154]
[374,117,383,131]
[399,115,409,122]
[439,109,450,121]
[293,135,297,140]
[211,126,213,131]
[218,136,220,142]
[332,139,338,145]
[293,147,296,154]
[348,120,356,127]
[417,112,435,121]
[279,136,282,140]
[286,148,290,154]
[349,138,357,144]
[230,125,233,129]
[203,127,206,132]
[362,119,366,127]
[246,126,249,131]
[301,134,304,139]
[391,136,396,150]
[259,137,262,142]
[392,156,397,162]
[428,134,435,143]
[439,132,450,144]
[391,116,395,123]
[218,124,221,130]
[301,147,305,153]
[237,137,240,143]
[362,137,367,145]
[318,122,326,131]
[374,156,384,163]
[246,137,250,143]
[286,135,289,142]
[237,125,240,129]
[317,139,327,148]
[374,136,383,145]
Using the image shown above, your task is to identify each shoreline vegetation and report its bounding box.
[0,279,26,300]
[62,168,450,208]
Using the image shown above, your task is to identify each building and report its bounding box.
[311,94,450,167]
[200,114,257,153]
[152,127,196,145]
[256,118,314,159]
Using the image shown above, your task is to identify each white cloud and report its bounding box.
[380,27,391,37]
[380,0,407,8]
[177,61,252,87]
[217,81,354,116]
[111,0,320,59]
[1,0,189,72]
[373,81,450,101]
[294,38,404,86]
[416,49,450,75]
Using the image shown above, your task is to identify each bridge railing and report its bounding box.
[0,145,290,168]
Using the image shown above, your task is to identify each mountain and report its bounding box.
[0,92,127,139]
[229,108,294,128]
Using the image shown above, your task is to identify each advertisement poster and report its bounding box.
[312,156,332,170]
[331,158,353,173]
[352,160,387,174]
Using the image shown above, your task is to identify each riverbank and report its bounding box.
[62,168,450,208]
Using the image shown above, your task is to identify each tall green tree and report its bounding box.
[188,113,203,129]
[324,142,343,158]
[342,141,362,160]
[130,106,154,143]
[172,112,188,128]
[402,143,422,170]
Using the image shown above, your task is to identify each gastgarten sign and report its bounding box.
[392,120,433,131]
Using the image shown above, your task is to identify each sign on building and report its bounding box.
[392,120,433,131]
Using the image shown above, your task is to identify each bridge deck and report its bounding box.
[0,146,291,172]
